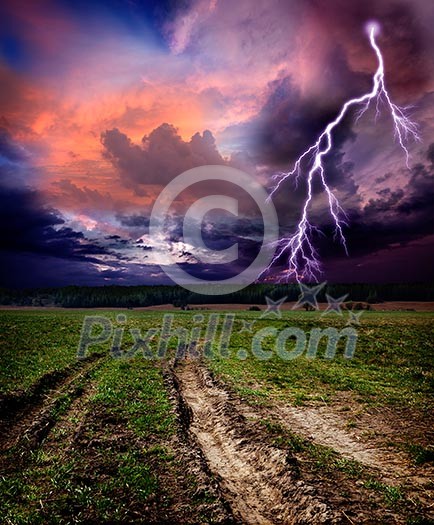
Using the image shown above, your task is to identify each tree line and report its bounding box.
[0,282,433,308]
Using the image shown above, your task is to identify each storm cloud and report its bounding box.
[101,124,226,195]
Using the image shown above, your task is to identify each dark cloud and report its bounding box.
[1,1,432,287]
[159,212,264,281]
[104,235,129,247]
[308,0,433,98]
[322,150,434,259]
[375,172,393,184]
[50,179,117,211]
[101,124,226,195]
[0,130,122,287]
[221,0,433,212]
[0,185,112,260]
[0,183,121,287]
[427,143,434,166]
[321,235,434,283]
[226,73,360,171]
[116,213,150,229]
[0,127,26,163]
[224,57,365,217]
[265,142,434,281]
[0,252,165,288]
[222,73,363,229]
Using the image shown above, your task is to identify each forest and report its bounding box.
[0,282,433,308]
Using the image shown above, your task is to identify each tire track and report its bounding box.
[263,401,434,514]
[0,354,105,453]
[270,405,408,475]
[173,359,339,525]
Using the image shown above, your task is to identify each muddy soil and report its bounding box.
[174,361,342,523]
[173,358,433,524]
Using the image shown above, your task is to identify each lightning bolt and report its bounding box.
[260,22,420,283]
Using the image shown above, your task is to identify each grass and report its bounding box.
[0,310,86,394]
[403,443,434,465]
[2,309,432,408]
[90,358,175,440]
[206,310,434,409]
[363,478,404,504]
[0,312,220,525]
[0,309,210,394]
[0,308,433,522]
[0,357,173,523]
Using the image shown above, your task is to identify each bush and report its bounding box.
[353,302,372,311]
[248,305,261,311]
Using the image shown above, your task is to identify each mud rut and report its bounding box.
[0,355,234,524]
[172,358,434,525]
[173,360,338,525]
[0,354,105,453]
[1,354,432,523]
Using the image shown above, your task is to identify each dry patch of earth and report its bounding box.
[172,358,433,523]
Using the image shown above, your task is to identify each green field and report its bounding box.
[0,309,433,524]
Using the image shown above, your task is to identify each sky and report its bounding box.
[0,0,433,288]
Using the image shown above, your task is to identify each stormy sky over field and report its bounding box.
[0,0,433,287]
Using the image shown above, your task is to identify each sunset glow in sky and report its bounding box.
[1,0,433,287]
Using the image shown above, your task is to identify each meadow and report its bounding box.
[0,308,433,524]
